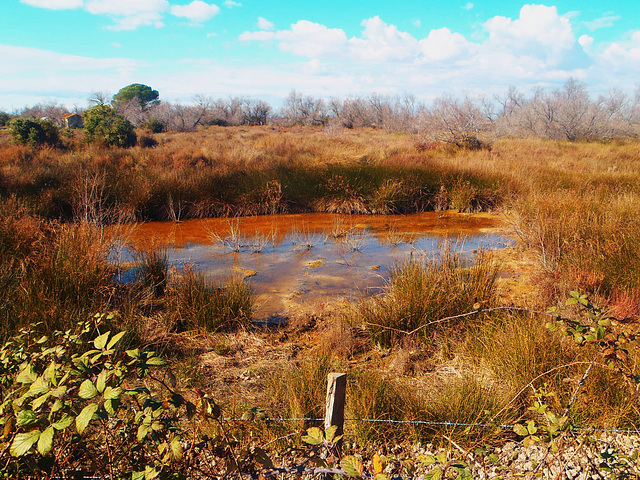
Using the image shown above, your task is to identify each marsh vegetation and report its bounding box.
[1,122,640,477]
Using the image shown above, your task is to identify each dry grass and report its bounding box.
[3,128,640,447]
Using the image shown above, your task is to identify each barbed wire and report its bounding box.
[216,416,640,436]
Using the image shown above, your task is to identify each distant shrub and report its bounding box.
[138,135,158,148]
[145,117,166,133]
[83,105,137,148]
[0,112,11,127]
[208,118,229,127]
[8,118,60,147]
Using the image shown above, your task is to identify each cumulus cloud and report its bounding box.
[20,0,83,9]
[419,27,470,61]
[257,17,274,30]
[348,16,419,61]
[578,34,594,50]
[462,3,474,10]
[240,20,347,58]
[171,1,220,22]
[224,0,241,7]
[599,31,640,70]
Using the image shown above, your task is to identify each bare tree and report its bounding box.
[421,94,492,148]
[242,99,271,125]
[20,101,70,127]
[281,90,327,126]
[88,91,112,107]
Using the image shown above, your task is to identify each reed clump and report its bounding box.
[356,246,499,347]
[167,268,253,333]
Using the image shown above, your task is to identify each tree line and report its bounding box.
[2,80,640,148]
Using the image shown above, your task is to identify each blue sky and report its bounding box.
[1,0,639,110]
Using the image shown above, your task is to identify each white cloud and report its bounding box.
[348,16,419,61]
[20,0,83,9]
[462,3,474,10]
[85,0,168,16]
[419,27,470,61]
[240,20,347,58]
[171,1,220,23]
[599,31,640,70]
[584,15,621,31]
[483,4,576,66]
[257,17,274,30]
[413,19,421,28]
[224,0,241,7]
[578,34,594,51]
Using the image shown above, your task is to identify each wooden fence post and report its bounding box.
[325,373,347,440]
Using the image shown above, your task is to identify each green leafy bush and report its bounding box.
[83,105,137,148]
[8,118,60,147]
[0,316,227,479]
[145,118,166,133]
[0,112,11,127]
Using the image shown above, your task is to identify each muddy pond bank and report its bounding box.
[113,211,510,321]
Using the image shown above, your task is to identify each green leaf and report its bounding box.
[52,415,74,431]
[79,380,99,400]
[325,425,339,443]
[513,424,529,436]
[29,377,50,397]
[132,471,145,480]
[341,455,364,477]
[104,386,122,401]
[16,410,39,427]
[526,420,538,435]
[11,430,40,457]
[96,370,109,394]
[94,331,111,350]
[76,403,98,434]
[145,356,169,366]
[32,392,51,411]
[126,348,141,359]
[37,426,55,456]
[137,423,150,442]
[106,331,126,350]
[51,386,67,399]
[16,365,37,384]
[374,474,390,480]
[426,467,442,480]
[302,427,324,445]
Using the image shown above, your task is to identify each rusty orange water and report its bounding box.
[111,212,509,321]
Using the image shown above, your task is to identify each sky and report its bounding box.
[0,0,639,111]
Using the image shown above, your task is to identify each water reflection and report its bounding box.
[116,212,509,320]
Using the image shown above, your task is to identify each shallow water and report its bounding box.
[113,212,509,320]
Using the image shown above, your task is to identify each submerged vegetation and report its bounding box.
[1,120,640,476]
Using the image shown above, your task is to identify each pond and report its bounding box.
[113,211,510,321]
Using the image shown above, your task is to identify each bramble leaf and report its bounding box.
[16,410,39,427]
[11,430,40,457]
[302,427,324,445]
[16,365,37,384]
[342,455,364,477]
[106,331,126,350]
[79,380,99,400]
[94,331,111,350]
[76,403,98,434]
[52,415,74,431]
[37,426,55,456]
[513,424,529,436]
